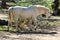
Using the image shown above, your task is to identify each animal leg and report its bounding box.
[33,18,38,30]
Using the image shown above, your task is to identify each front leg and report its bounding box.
[14,19,19,32]
[33,19,38,30]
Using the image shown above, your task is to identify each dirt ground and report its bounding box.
[0,14,8,21]
[0,14,60,40]
[0,30,59,40]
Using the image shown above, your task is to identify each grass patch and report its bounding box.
[0,26,7,31]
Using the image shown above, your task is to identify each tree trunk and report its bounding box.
[52,0,60,16]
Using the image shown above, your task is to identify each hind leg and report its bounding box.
[8,20,12,31]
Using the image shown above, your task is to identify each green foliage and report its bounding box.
[15,2,32,6]
[15,0,54,7]
[0,26,7,30]
[14,0,54,13]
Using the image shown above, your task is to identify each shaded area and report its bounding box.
[0,0,16,9]
[0,19,8,26]
[52,0,60,16]
[16,32,57,34]
[0,30,57,34]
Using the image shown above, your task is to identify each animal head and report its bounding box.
[33,5,51,18]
